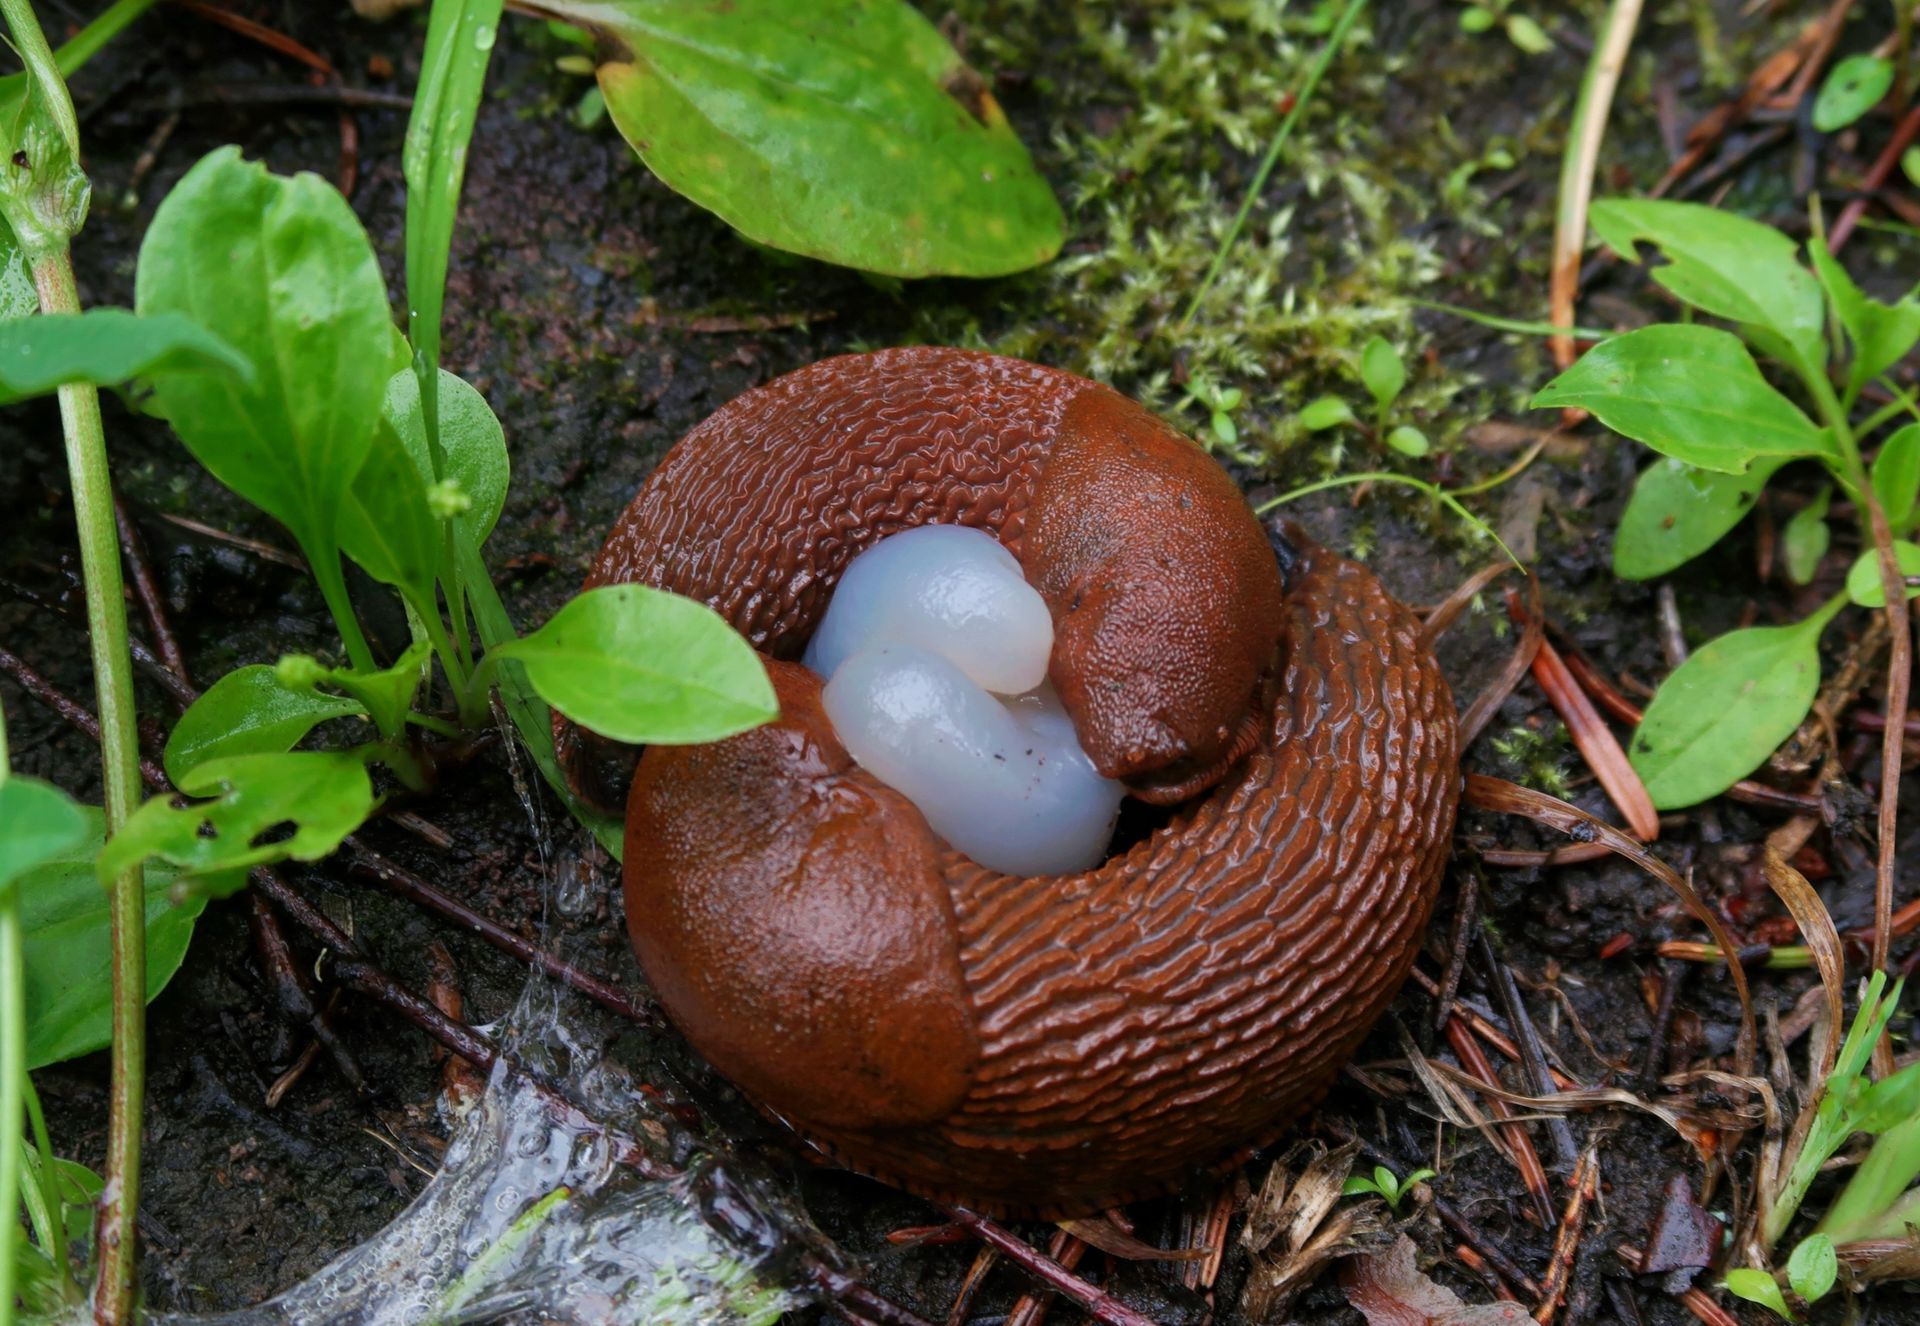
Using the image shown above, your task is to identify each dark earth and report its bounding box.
[2,1,1917,1323]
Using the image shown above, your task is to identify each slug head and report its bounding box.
[1024,388,1286,804]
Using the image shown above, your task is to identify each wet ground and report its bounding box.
[2,0,1917,1322]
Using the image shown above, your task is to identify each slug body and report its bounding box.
[560,348,1459,1216]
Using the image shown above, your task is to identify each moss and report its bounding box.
[883,0,1579,567]
[1488,720,1575,799]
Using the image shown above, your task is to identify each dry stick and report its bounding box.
[1550,0,1644,371]
[1479,932,1580,1172]
[944,1244,999,1326]
[1434,868,1480,1033]
[113,494,189,681]
[1444,1016,1557,1228]
[1409,965,1581,1092]
[1005,1228,1085,1326]
[942,1208,1158,1326]
[1463,775,1757,1077]
[1321,1118,1544,1299]
[1831,101,1920,250]
[248,891,370,1097]
[1458,577,1545,747]
[1509,593,1657,841]
[1855,491,1912,1079]
[1532,1147,1600,1325]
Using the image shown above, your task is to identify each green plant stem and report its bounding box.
[1,875,26,1322]
[1816,1115,1920,1243]
[28,250,145,1326]
[51,0,157,77]
[1804,367,1906,986]
[1858,385,1920,439]
[21,1076,68,1290]
[1177,0,1368,330]
[1256,471,1523,568]
[306,546,378,674]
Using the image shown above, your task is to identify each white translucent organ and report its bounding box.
[806,526,1124,875]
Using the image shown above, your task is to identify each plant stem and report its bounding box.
[308,545,378,674]
[1256,470,1523,568]
[1177,0,1369,331]
[29,250,146,1326]
[1805,369,1906,993]
[1,871,26,1323]
[1549,0,1643,371]
[51,0,158,77]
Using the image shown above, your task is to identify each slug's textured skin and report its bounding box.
[560,347,1459,1216]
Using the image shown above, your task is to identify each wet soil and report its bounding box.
[2,2,1917,1323]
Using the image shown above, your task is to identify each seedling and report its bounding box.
[1725,1233,1838,1320]
[1534,198,1920,809]
[1342,1164,1436,1213]
[1301,335,1430,456]
[1456,1,1553,56]
[1181,373,1249,455]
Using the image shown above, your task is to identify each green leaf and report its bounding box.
[1812,55,1893,133]
[1807,237,1920,399]
[1459,6,1497,33]
[304,641,431,742]
[1873,424,1920,531]
[402,0,505,468]
[163,664,365,785]
[1386,424,1430,457]
[134,147,394,664]
[338,421,443,609]
[1504,14,1553,54]
[99,751,375,887]
[1359,336,1406,411]
[1845,541,1920,607]
[0,309,250,404]
[1629,609,1838,809]
[1785,1234,1837,1304]
[552,0,1065,278]
[491,584,777,745]
[17,807,205,1069]
[1723,1269,1792,1321]
[1782,486,1831,586]
[1300,395,1356,430]
[1588,198,1827,372]
[1853,1060,1920,1134]
[1531,324,1828,472]
[1905,146,1920,189]
[1613,456,1785,579]
[383,368,509,543]
[0,775,93,896]
[1341,1175,1384,1197]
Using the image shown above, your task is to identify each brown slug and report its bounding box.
[557,347,1460,1217]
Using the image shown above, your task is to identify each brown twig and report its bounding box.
[1832,102,1920,251]
[1614,1245,1740,1326]
[248,892,369,1097]
[1445,1016,1557,1228]
[944,1245,999,1326]
[1459,576,1545,747]
[114,494,190,681]
[942,1208,1157,1326]
[1435,868,1480,1033]
[1480,932,1580,1171]
[1533,1147,1600,1324]
[1410,965,1581,1091]
[1006,1228,1084,1326]
[1509,593,1657,841]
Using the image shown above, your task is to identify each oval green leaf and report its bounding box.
[1781,486,1831,586]
[1300,395,1355,431]
[1874,423,1920,531]
[1722,1269,1791,1321]
[383,367,509,543]
[134,146,395,575]
[163,664,365,785]
[1813,55,1894,133]
[18,806,206,1069]
[1629,612,1835,809]
[1785,1234,1837,1304]
[0,309,250,404]
[1532,324,1828,473]
[1845,540,1920,607]
[552,0,1064,277]
[1359,336,1405,411]
[1613,456,1785,580]
[496,584,777,745]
